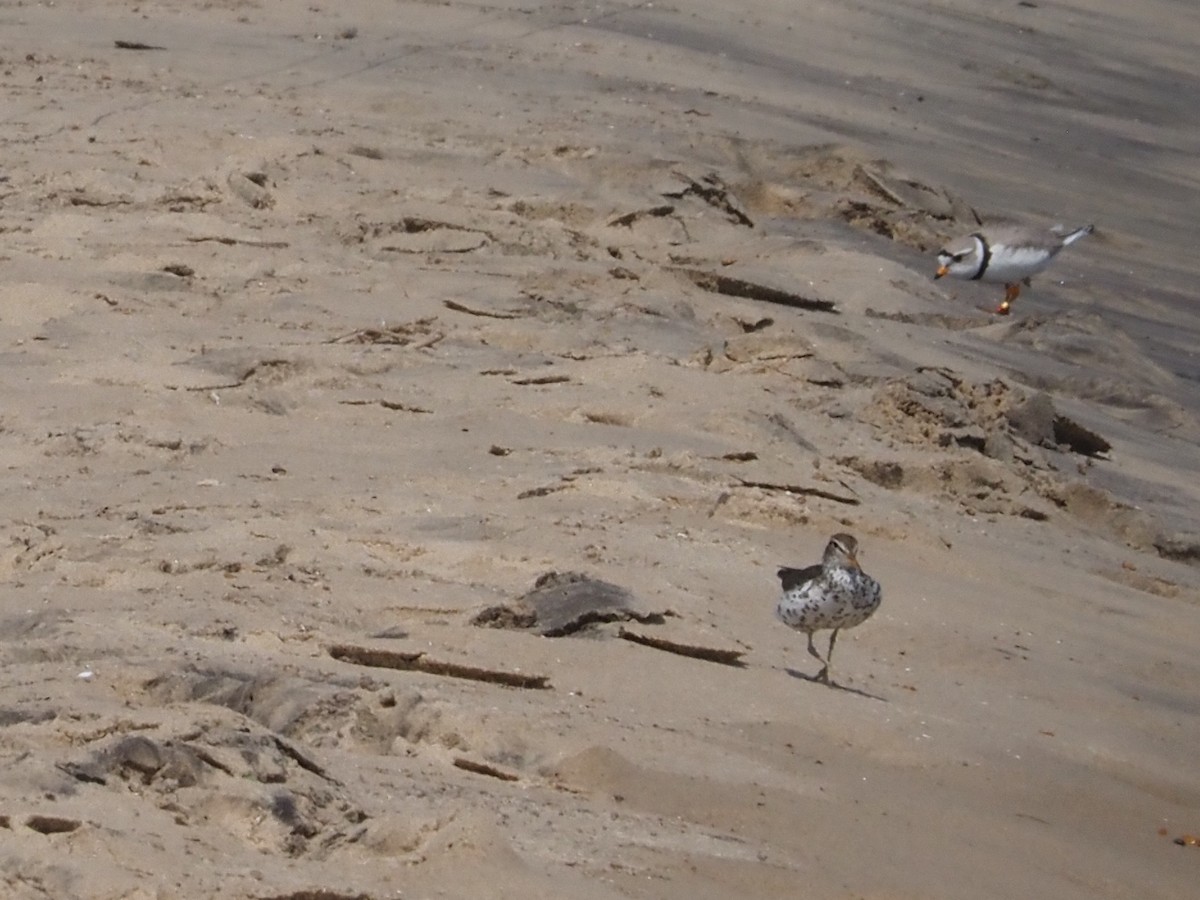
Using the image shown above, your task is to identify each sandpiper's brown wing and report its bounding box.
[777,564,824,591]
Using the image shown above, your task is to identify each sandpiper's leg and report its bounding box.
[806,632,830,682]
[825,629,840,681]
[806,632,823,664]
[997,283,1021,315]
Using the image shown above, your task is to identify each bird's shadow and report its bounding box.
[785,667,887,702]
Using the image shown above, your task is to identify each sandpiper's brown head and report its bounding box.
[823,533,860,570]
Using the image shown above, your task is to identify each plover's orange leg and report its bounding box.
[997,282,1021,315]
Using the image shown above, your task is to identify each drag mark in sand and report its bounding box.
[328,644,551,690]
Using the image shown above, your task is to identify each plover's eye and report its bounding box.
[952,253,966,262]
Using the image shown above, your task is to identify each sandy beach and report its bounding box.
[2,1,1199,897]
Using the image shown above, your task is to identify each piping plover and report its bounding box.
[934,223,1093,314]
[776,533,882,685]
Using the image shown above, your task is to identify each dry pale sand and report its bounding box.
[2,1,1199,898]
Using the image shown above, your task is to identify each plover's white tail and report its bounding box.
[1052,223,1094,246]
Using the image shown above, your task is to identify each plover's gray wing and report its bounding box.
[987,223,1092,253]
[981,224,1057,253]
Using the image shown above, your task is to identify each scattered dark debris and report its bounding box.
[268,792,309,835]
[0,707,57,727]
[56,761,107,785]
[339,399,433,414]
[663,172,754,227]
[181,357,295,392]
[734,316,774,333]
[953,431,987,453]
[470,605,537,629]
[347,145,383,159]
[1004,390,1111,458]
[65,734,241,789]
[452,756,520,781]
[853,165,909,207]
[188,743,237,778]
[608,204,676,227]
[838,199,894,238]
[766,412,820,453]
[187,235,290,249]
[368,626,409,640]
[617,628,745,667]
[717,332,814,365]
[473,571,666,637]
[110,735,175,783]
[25,815,82,835]
[864,308,984,331]
[511,374,571,386]
[162,263,195,278]
[114,40,166,51]
[721,451,758,462]
[581,410,630,426]
[271,736,334,781]
[850,459,905,489]
[489,445,512,456]
[517,483,571,500]
[396,216,469,235]
[379,400,432,415]
[443,298,524,319]
[1006,391,1056,445]
[1052,415,1111,458]
[733,476,860,506]
[227,171,274,208]
[326,317,443,348]
[328,644,551,690]
[864,372,1112,463]
[256,544,293,568]
[68,193,128,207]
[1154,535,1200,564]
[804,368,846,388]
[674,268,838,313]
[253,891,373,900]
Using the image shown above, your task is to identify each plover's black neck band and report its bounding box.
[969,233,991,280]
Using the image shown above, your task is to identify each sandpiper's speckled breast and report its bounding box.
[776,567,881,634]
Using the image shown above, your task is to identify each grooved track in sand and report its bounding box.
[328,644,552,689]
